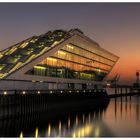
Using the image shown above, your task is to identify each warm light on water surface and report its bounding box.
[19,132,23,138]
[16,95,140,137]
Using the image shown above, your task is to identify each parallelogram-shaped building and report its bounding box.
[0,29,119,90]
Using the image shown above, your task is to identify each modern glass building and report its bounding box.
[0,29,119,90]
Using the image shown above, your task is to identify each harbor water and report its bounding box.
[0,92,140,137]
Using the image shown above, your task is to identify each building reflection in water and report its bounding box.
[46,114,98,137]
[19,131,23,138]
[47,123,51,137]
[19,109,109,137]
[68,117,70,128]
[0,96,140,137]
[35,128,39,138]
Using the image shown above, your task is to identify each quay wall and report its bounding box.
[0,89,109,120]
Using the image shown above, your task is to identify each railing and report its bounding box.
[0,89,108,120]
[107,87,140,98]
[0,89,106,95]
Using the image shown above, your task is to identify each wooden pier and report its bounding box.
[0,87,139,120]
[108,87,140,98]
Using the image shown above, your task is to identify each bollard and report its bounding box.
[125,88,127,94]
[121,88,122,95]
[115,87,117,95]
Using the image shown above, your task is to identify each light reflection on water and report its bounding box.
[23,95,140,137]
[0,95,140,137]
[19,109,106,137]
[30,114,99,137]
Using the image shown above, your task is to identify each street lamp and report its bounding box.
[136,71,139,87]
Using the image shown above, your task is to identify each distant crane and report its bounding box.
[106,74,120,94]
[106,74,120,87]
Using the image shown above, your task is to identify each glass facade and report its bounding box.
[0,28,118,82]
[0,30,70,79]
[29,43,117,81]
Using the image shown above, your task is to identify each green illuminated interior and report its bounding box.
[0,28,118,80]
[0,30,71,79]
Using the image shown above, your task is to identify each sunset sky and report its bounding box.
[0,3,140,85]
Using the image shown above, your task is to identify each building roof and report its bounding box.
[0,29,75,79]
[0,29,119,81]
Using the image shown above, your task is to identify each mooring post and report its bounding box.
[125,88,127,94]
[121,87,122,95]
[115,87,117,95]
[115,85,117,96]
[132,87,133,95]
[130,87,132,95]
[129,87,130,95]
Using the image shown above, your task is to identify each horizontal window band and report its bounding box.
[49,56,109,72]
[60,48,113,67]
[70,43,116,63]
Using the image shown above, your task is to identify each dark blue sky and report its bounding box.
[0,3,140,84]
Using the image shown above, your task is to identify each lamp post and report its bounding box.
[136,71,139,87]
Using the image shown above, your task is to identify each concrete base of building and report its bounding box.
[0,79,103,90]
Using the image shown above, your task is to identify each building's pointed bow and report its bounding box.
[0,28,118,81]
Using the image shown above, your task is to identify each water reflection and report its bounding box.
[18,107,113,137]
[68,117,70,128]
[40,113,102,137]
[47,123,51,137]
[0,98,109,137]
[35,128,39,138]
[0,96,140,137]
[102,95,140,137]
[19,131,23,138]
